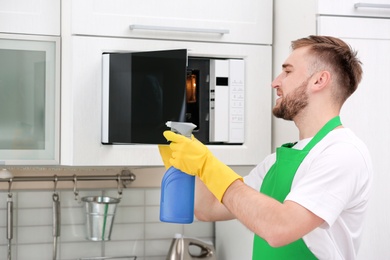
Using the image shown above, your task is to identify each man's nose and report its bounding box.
[271,76,281,89]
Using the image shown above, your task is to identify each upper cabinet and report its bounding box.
[59,1,273,166]
[0,0,60,36]
[0,1,61,165]
[71,0,272,45]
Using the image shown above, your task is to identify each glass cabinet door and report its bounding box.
[0,34,60,165]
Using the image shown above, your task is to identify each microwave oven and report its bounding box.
[101,49,244,145]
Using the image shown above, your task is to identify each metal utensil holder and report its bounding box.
[82,196,121,241]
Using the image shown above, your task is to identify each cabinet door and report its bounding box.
[318,16,390,259]
[0,34,60,165]
[0,0,60,36]
[61,37,272,166]
[216,219,253,260]
[71,0,272,45]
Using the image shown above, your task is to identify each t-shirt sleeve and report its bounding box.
[285,141,371,228]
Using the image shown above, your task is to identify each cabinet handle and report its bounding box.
[354,3,390,9]
[129,24,229,35]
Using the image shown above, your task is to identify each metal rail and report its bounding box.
[0,174,136,183]
[0,169,136,189]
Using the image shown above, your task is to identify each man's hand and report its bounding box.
[163,131,209,176]
[163,131,243,202]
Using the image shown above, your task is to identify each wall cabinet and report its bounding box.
[0,0,61,165]
[61,36,272,166]
[60,1,273,166]
[0,0,60,36]
[71,0,272,45]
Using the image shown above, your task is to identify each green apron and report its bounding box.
[252,116,342,259]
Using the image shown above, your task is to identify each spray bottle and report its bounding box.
[160,121,197,224]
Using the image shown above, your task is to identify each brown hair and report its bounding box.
[291,35,363,104]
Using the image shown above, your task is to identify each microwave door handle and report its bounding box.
[129,24,230,34]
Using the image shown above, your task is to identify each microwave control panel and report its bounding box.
[210,59,245,144]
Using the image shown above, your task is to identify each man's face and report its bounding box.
[272,79,309,120]
[272,47,312,121]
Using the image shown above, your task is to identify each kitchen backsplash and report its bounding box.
[0,188,215,260]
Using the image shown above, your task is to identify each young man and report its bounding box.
[162,35,373,259]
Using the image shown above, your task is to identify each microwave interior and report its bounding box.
[102,49,210,144]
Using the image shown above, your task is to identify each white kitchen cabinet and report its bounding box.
[60,36,272,166]
[318,15,390,260]
[71,0,272,45]
[0,0,61,165]
[0,0,60,36]
[216,219,253,260]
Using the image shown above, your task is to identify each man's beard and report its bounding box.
[272,79,309,121]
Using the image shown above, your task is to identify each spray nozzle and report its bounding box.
[166,121,197,138]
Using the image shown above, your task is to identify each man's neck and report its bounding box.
[294,113,340,140]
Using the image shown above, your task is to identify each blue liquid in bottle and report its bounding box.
[160,166,195,224]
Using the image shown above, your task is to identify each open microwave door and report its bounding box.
[102,49,187,144]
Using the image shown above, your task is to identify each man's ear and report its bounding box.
[312,70,331,92]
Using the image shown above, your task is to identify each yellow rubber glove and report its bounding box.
[163,131,243,202]
[158,145,172,170]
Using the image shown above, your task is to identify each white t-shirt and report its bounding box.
[244,128,373,260]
